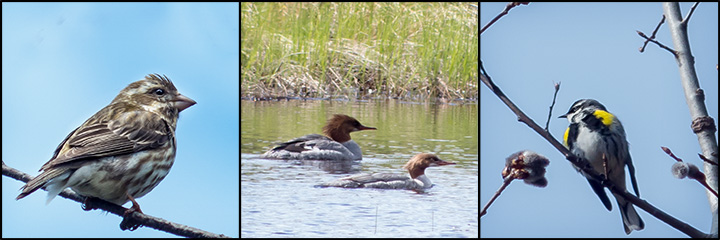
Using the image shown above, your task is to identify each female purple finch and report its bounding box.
[16,74,195,224]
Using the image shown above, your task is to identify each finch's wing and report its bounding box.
[40,110,173,170]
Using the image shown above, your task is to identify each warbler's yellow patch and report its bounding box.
[563,127,569,146]
[593,110,615,126]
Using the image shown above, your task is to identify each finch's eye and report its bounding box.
[153,88,165,96]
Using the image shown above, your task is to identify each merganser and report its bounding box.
[261,114,376,160]
[317,153,456,189]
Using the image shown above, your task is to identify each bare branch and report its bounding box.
[682,2,700,25]
[663,4,719,231]
[2,162,230,238]
[698,154,719,166]
[544,82,560,131]
[636,30,678,57]
[481,174,514,217]
[662,146,684,162]
[480,2,529,35]
[639,15,665,53]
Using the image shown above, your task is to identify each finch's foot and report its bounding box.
[81,197,100,211]
[120,193,143,231]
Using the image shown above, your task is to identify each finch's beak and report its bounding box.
[175,94,196,112]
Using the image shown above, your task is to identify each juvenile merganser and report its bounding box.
[317,153,456,189]
[261,114,376,160]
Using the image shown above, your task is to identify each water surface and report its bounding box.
[241,100,478,237]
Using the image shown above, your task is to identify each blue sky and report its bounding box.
[2,3,239,237]
[481,2,717,238]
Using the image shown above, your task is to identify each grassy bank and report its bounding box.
[241,2,478,102]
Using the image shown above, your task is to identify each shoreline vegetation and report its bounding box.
[241,2,478,103]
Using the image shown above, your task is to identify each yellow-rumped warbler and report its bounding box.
[560,99,644,234]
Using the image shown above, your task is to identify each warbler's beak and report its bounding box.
[558,114,568,119]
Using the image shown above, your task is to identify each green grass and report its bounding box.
[241,2,478,101]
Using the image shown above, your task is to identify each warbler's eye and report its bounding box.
[153,88,165,96]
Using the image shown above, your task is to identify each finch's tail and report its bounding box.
[16,168,69,203]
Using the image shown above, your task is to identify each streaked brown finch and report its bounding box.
[16,73,195,229]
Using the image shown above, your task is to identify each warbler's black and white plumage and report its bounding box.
[560,99,644,235]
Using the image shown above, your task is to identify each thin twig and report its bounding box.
[661,146,684,162]
[636,30,678,57]
[682,2,700,25]
[639,15,665,53]
[481,175,515,217]
[480,2,529,35]
[544,82,560,131]
[2,162,230,238]
[698,153,719,166]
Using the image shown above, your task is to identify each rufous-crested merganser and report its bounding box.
[317,153,456,189]
[261,114,376,160]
